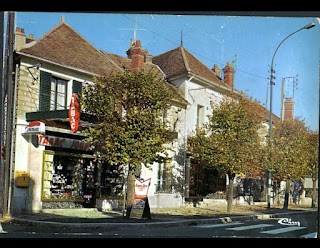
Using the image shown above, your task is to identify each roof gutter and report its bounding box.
[15,51,99,77]
[188,72,238,96]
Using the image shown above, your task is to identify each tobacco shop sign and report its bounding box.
[38,134,91,151]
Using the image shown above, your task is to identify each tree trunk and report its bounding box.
[125,166,136,218]
[311,178,317,208]
[283,179,291,210]
[276,185,280,205]
[227,172,235,213]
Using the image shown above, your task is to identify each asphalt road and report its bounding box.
[1,211,317,239]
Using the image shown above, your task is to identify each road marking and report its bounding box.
[261,226,306,234]
[0,223,7,233]
[226,224,273,230]
[300,232,317,238]
[196,222,243,228]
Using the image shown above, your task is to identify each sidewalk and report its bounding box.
[2,203,317,228]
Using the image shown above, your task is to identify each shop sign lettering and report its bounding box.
[24,121,45,135]
[130,178,151,219]
[38,134,91,151]
[135,178,151,198]
[68,93,80,133]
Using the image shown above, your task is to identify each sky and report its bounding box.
[13,11,320,132]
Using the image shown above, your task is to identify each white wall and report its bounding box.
[181,79,224,136]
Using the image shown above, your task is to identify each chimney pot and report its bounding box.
[212,64,221,78]
[126,39,146,72]
[135,40,141,47]
[222,62,234,89]
[15,26,27,51]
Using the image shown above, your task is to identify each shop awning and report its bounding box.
[26,110,100,129]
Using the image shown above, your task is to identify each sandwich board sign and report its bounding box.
[130,178,151,219]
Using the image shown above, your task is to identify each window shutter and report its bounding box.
[39,71,51,111]
[72,80,82,95]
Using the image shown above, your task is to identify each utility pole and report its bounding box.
[1,11,15,218]
[267,22,315,209]
[232,54,237,91]
[0,11,5,218]
[280,78,285,121]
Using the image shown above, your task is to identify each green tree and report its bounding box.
[262,118,310,209]
[305,131,319,208]
[188,93,265,213]
[80,69,174,218]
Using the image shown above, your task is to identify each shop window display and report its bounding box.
[99,164,124,197]
[42,152,96,206]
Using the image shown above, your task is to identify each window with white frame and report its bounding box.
[156,159,172,193]
[196,104,205,129]
[39,70,82,111]
[50,76,68,110]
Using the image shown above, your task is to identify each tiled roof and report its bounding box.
[247,97,280,126]
[164,81,189,107]
[17,19,276,123]
[152,47,188,78]
[18,21,119,76]
[101,51,163,78]
[17,21,188,108]
[153,46,228,88]
[101,51,188,107]
[100,52,130,71]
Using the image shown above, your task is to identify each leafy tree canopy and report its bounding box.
[80,69,175,169]
[304,130,318,179]
[266,118,311,180]
[188,93,265,176]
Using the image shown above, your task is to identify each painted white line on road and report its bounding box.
[261,226,306,234]
[0,223,7,233]
[196,222,243,228]
[226,224,273,231]
[300,232,317,238]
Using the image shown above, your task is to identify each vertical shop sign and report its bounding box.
[130,178,151,219]
[68,93,80,133]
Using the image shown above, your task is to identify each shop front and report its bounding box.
[13,109,125,213]
[41,150,97,209]
[38,133,98,209]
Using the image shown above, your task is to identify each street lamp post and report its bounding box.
[267,22,315,209]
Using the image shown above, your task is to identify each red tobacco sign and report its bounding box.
[68,93,80,133]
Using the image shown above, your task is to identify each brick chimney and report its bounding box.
[212,64,221,78]
[222,62,234,89]
[144,51,153,63]
[15,27,26,51]
[126,40,147,72]
[26,34,35,43]
[284,98,294,120]
[15,27,35,51]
